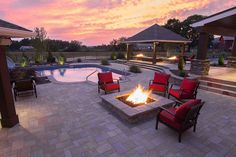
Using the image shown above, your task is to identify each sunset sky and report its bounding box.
[0,0,235,46]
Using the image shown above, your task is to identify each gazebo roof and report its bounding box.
[125,24,190,44]
[0,19,35,38]
[191,7,236,36]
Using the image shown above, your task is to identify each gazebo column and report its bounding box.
[227,37,236,68]
[126,44,133,61]
[152,42,158,64]
[190,32,210,75]
[0,43,19,128]
[180,43,185,56]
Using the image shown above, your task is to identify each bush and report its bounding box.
[57,54,66,65]
[110,52,117,60]
[117,52,125,59]
[77,58,82,62]
[179,71,187,77]
[101,59,110,65]
[129,65,142,73]
[178,55,185,72]
[47,52,56,63]
[34,52,44,64]
[20,53,29,67]
[218,54,225,66]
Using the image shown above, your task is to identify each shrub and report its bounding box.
[178,55,185,72]
[129,65,142,73]
[20,53,29,67]
[47,52,56,63]
[57,54,66,65]
[117,52,125,59]
[77,58,82,62]
[101,59,110,65]
[34,52,44,64]
[179,71,187,77]
[110,52,117,60]
[218,54,225,66]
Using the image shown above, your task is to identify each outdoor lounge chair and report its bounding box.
[13,78,37,101]
[149,72,170,96]
[168,78,199,103]
[98,72,120,94]
[155,99,204,142]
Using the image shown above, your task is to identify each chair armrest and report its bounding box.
[149,80,153,86]
[159,106,176,117]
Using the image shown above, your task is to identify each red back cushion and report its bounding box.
[98,72,113,83]
[180,78,198,94]
[175,99,201,121]
[153,72,170,85]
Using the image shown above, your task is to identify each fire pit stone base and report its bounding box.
[101,90,174,123]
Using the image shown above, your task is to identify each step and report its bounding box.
[200,80,236,92]
[200,77,236,86]
[128,60,169,69]
[124,62,164,72]
[125,62,164,71]
[199,85,236,97]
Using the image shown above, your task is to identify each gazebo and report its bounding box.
[124,24,191,64]
[190,7,236,75]
[0,19,35,128]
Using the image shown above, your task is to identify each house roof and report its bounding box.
[0,19,35,38]
[125,24,190,44]
[191,7,236,28]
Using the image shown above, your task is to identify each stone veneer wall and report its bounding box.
[190,59,210,75]
[227,57,236,68]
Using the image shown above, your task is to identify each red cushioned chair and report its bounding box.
[156,99,204,142]
[98,72,120,94]
[168,78,199,103]
[149,72,170,96]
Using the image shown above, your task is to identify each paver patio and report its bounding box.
[0,63,236,157]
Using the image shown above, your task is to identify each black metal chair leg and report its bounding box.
[178,133,182,143]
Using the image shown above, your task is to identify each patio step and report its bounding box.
[199,80,236,92]
[200,77,236,86]
[199,85,236,97]
[124,61,164,72]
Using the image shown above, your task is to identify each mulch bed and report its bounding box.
[116,95,155,108]
[170,70,190,77]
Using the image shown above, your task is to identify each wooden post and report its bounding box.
[0,45,19,127]
[197,32,209,60]
[152,42,158,64]
[181,43,185,56]
[126,44,133,61]
[232,37,236,57]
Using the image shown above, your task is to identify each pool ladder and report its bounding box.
[86,69,98,81]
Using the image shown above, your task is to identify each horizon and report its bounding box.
[0,0,235,46]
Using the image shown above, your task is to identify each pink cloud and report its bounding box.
[0,0,235,45]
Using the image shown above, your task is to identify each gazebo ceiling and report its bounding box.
[125,24,190,44]
[0,19,35,38]
[191,7,236,36]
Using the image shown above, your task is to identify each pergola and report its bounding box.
[124,24,191,64]
[190,7,236,75]
[0,19,34,128]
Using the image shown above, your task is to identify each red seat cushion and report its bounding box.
[169,89,195,99]
[103,83,120,91]
[175,99,201,121]
[149,84,166,92]
[160,107,181,130]
[180,79,198,94]
[153,72,170,85]
[98,72,113,84]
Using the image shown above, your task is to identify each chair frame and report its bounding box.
[98,79,120,94]
[168,80,200,103]
[13,78,37,101]
[155,101,204,142]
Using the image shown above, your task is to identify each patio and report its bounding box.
[1,63,236,157]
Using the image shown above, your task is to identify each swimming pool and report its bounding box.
[36,64,129,83]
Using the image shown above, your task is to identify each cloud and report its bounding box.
[0,0,235,45]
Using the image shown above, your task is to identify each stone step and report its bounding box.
[199,80,236,92]
[124,62,164,72]
[200,77,236,86]
[128,60,169,69]
[199,85,236,97]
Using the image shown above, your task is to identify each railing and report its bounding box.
[86,69,98,81]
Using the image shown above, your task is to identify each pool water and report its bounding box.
[38,67,122,83]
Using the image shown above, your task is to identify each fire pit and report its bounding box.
[101,85,174,123]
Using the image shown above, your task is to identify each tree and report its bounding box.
[32,27,47,54]
[164,18,182,34]
[66,40,82,52]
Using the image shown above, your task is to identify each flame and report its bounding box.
[136,53,144,57]
[168,56,177,60]
[126,85,151,104]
